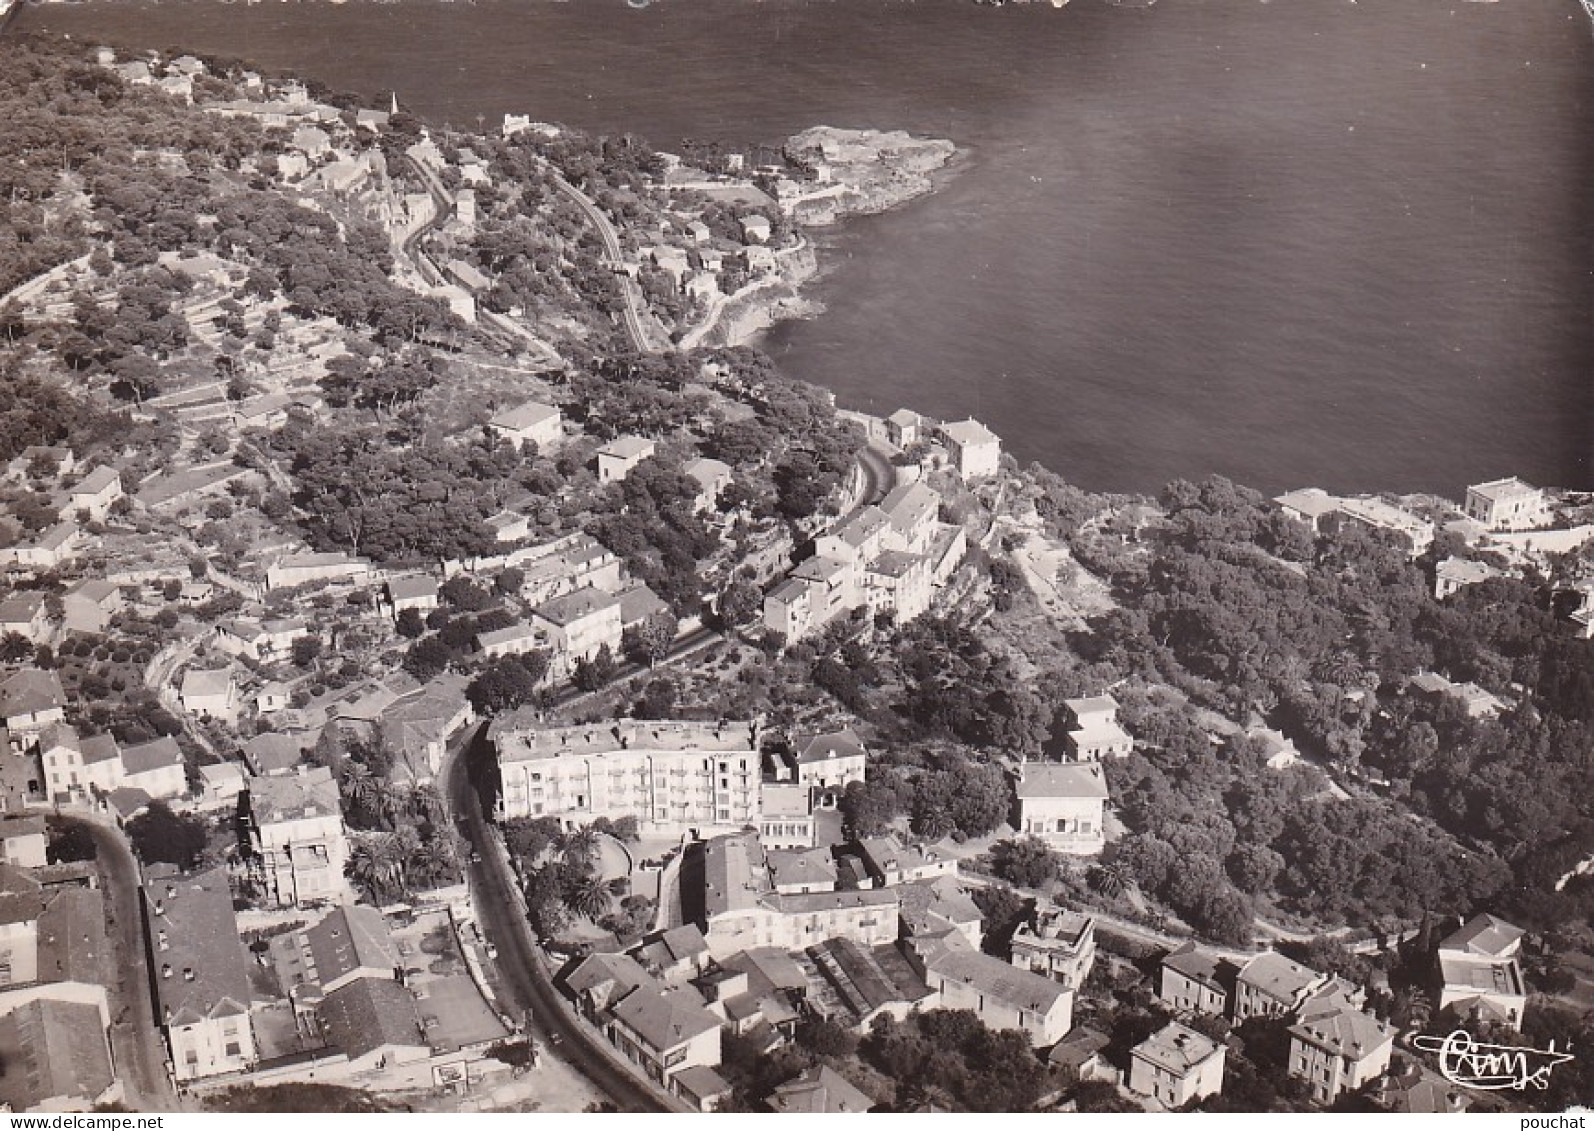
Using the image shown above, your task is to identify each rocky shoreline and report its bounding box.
[711,125,958,349]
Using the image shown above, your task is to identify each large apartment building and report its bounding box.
[492,718,763,834]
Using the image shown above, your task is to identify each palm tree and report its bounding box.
[1089,860,1130,901]
[412,835,456,889]
[561,824,600,867]
[348,833,403,902]
[1313,650,1367,690]
[389,825,423,891]
[563,871,612,923]
[340,761,379,818]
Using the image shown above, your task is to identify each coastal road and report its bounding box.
[443,731,675,1114]
[854,439,896,507]
[79,818,174,1111]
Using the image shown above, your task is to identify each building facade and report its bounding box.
[494,718,762,834]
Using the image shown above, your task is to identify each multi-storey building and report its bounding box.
[696,833,898,960]
[1012,761,1109,855]
[529,587,624,679]
[1129,1022,1226,1108]
[242,766,349,908]
[1010,905,1097,990]
[141,865,258,1082]
[1231,950,1326,1023]
[492,718,763,834]
[1288,990,1395,1106]
[1464,477,1550,531]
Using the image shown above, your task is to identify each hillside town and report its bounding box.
[0,34,1590,1116]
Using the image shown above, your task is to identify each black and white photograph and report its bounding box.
[0,0,1589,1117]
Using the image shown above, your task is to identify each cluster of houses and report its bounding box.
[0,453,126,580]
[557,829,1095,1111]
[1151,911,1529,1112]
[489,710,1122,1110]
[1274,475,1571,562]
[0,839,125,1112]
[760,407,1005,646]
[764,481,967,645]
[140,862,512,1093]
[1276,473,1594,643]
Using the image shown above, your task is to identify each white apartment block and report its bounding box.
[493,718,763,834]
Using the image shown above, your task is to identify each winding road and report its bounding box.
[443,728,675,1114]
[852,439,897,510]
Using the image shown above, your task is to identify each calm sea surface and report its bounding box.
[17,0,1594,494]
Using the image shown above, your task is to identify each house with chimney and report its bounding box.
[1288,989,1395,1105]
[1231,950,1327,1023]
[529,587,624,680]
[937,418,1001,480]
[884,408,928,450]
[769,1066,874,1114]
[903,928,1073,1047]
[1010,905,1096,990]
[596,436,657,484]
[38,725,122,804]
[854,834,957,888]
[1,669,66,739]
[895,875,984,948]
[142,865,258,1082]
[560,951,726,1109]
[790,728,868,794]
[1158,942,1234,1017]
[1129,1021,1226,1108]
